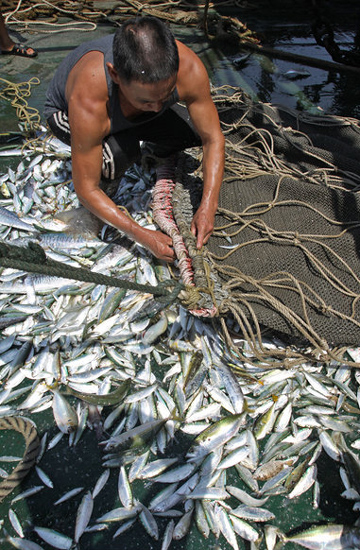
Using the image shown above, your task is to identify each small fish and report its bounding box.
[139,503,159,540]
[173,510,193,540]
[282,69,311,80]
[74,491,94,543]
[112,518,137,539]
[5,536,45,550]
[229,514,260,542]
[92,469,110,499]
[187,487,230,500]
[51,390,78,434]
[186,413,246,462]
[0,205,36,232]
[231,504,275,522]
[141,314,168,345]
[226,485,269,507]
[284,523,360,549]
[96,504,141,523]
[35,466,54,489]
[161,519,175,549]
[104,418,169,453]
[287,464,317,499]
[11,485,45,504]
[54,487,84,506]
[138,457,178,480]
[153,462,196,484]
[118,466,133,508]
[32,526,73,549]
[9,508,24,538]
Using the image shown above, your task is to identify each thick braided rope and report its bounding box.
[0,416,40,502]
[152,157,217,317]
[0,241,182,298]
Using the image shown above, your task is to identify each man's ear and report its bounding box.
[106,62,120,84]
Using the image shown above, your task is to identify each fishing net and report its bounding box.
[155,86,360,363]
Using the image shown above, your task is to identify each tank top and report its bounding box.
[44,34,179,134]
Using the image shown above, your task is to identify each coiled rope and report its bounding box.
[2,0,259,42]
[0,77,41,134]
[0,416,40,502]
[3,0,102,33]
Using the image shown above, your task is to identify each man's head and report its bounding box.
[113,16,179,84]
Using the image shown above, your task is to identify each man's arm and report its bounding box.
[177,42,225,249]
[66,60,175,262]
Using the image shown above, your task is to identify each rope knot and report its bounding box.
[178,286,203,310]
[293,232,301,245]
[318,304,330,315]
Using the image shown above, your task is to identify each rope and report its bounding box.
[152,157,218,316]
[0,77,41,134]
[0,241,184,300]
[164,86,360,366]
[2,0,259,43]
[0,416,40,503]
[3,0,102,33]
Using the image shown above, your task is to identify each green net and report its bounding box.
[176,87,360,362]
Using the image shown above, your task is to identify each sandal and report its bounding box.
[1,43,38,58]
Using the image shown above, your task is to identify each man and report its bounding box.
[44,16,225,262]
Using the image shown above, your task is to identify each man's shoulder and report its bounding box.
[68,34,114,77]
[67,50,109,108]
[176,41,209,99]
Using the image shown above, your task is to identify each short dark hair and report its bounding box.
[113,16,179,84]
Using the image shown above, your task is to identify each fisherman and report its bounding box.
[44,15,225,262]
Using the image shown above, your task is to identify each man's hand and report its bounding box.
[191,203,216,250]
[141,229,175,262]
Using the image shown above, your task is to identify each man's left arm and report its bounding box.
[178,46,225,249]
[190,95,225,249]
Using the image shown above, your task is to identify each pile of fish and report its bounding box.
[1,135,360,550]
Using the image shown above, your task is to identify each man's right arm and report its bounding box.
[67,82,175,262]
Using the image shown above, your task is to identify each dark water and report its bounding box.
[196,0,360,118]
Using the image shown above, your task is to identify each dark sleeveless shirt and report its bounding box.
[44,34,179,134]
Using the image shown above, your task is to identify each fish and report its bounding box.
[74,491,94,543]
[4,536,45,550]
[284,524,360,549]
[51,389,78,434]
[1,149,360,550]
[0,205,37,232]
[9,508,24,538]
[65,378,131,406]
[186,413,246,462]
[32,526,73,549]
[96,504,141,523]
[103,418,170,456]
[54,487,84,505]
[282,69,312,80]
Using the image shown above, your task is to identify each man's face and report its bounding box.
[121,76,177,112]
[108,64,177,113]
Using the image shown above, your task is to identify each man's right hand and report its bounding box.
[141,229,175,263]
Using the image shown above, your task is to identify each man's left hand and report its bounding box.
[191,204,216,250]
